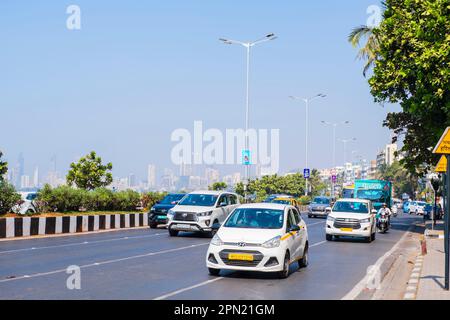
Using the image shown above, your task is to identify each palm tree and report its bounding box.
[348,25,380,77]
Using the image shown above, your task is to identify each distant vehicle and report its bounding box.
[271,197,300,212]
[342,184,355,199]
[392,198,402,209]
[167,191,240,237]
[410,201,428,215]
[12,192,38,215]
[325,198,377,243]
[206,203,309,278]
[263,194,293,203]
[308,196,332,218]
[148,193,186,228]
[354,180,392,211]
[403,201,411,213]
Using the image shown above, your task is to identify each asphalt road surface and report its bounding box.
[0,212,422,299]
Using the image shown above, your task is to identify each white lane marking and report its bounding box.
[310,241,326,247]
[0,233,165,255]
[153,240,328,300]
[341,224,414,300]
[0,242,209,283]
[153,278,224,300]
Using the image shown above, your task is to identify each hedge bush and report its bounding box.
[37,185,142,213]
[0,181,21,215]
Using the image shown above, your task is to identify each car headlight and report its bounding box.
[150,207,156,212]
[327,216,335,222]
[261,236,281,249]
[360,218,371,223]
[167,210,175,219]
[211,234,223,246]
[197,211,213,217]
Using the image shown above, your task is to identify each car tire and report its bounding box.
[278,252,290,279]
[168,228,179,237]
[208,268,221,276]
[206,220,219,238]
[298,245,309,269]
[149,222,158,229]
[308,214,312,218]
[371,231,376,241]
[326,234,333,241]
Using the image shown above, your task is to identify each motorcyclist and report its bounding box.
[377,203,392,226]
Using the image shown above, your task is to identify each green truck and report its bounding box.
[354,179,392,211]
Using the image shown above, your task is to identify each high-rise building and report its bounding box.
[377,143,398,168]
[205,167,220,186]
[20,175,30,189]
[147,164,156,189]
[128,174,136,188]
[33,166,39,188]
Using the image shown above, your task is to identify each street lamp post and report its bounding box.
[220,33,277,202]
[338,138,356,183]
[290,94,326,196]
[321,120,349,197]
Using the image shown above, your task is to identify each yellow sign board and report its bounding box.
[436,155,447,173]
[433,127,450,154]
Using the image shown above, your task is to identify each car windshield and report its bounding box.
[178,194,218,207]
[271,199,291,205]
[25,193,37,200]
[224,208,284,229]
[333,201,369,214]
[312,197,330,204]
[160,194,184,205]
[356,190,386,202]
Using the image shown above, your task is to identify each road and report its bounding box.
[0,212,421,299]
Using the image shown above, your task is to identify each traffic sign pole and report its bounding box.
[446,155,450,290]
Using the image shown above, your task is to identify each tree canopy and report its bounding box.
[66,151,113,190]
[368,0,450,175]
[0,150,8,181]
[209,182,227,191]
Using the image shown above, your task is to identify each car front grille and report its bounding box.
[173,212,198,222]
[334,218,361,230]
[312,207,326,212]
[219,249,263,267]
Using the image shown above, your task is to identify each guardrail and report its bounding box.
[0,212,149,239]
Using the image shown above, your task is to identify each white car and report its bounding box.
[167,191,240,237]
[12,192,38,215]
[325,199,377,243]
[206,203,309,279]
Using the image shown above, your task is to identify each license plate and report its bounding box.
[228,253,253,261]
[340,228,353,232]
[176,224,192,229]
[157,216,166,219]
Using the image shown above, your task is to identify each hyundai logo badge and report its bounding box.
[238,242,246,247]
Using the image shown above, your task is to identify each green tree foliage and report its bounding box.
[209,182,227,191]
[368,0,450,175]
[0,181,21,215]
[66,151,113,190]
[376,161,419,197]
[0,150,8,181]
[235,171,326,202]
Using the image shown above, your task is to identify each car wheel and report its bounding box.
[371,231,376,241]
[149,222,158,229]
[298,245,309,268]
[308,214,312,218]
[207,220,219,238]
[208,268,221,276]
[326,234,333,241]
[168,228,179,237]
[278,252,290,279]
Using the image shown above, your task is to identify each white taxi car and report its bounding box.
[325,198,377,243]
[167,191,240,237]
[206,203,309,279]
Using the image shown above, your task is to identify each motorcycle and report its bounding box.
[377,213,390,234]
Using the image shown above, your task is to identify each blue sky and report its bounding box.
[0,0,399,180]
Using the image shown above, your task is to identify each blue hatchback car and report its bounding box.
[403,201,411,213]
[148,193,186,228]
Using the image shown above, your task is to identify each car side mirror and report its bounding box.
[218,202,227,207]
[325,207,332,212]
[211,222,221,230]
[289,225,301,232]
[156,201,160,204]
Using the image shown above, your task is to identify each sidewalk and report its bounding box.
[416,220,450,300]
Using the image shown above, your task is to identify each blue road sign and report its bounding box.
[304,168,310,179]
